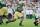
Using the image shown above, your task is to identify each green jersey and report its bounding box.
[15,8,21,13]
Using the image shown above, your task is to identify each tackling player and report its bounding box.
[0,1,7,25]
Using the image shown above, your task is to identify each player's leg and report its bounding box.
[34,14,39,26]
[6,18,16,24]
[37,14,40,23]
[6,14,16,24]
[8,13,12,21]
[37,19,40,23]
[19,16,24,26]
[37,16,40,23]
[39,19,40,23]
[6,13,17,24]
[34,18,38,26]
[0,16,3,25]
[36,14,40,26]
[17,12,24,26]
[6,13,11,24]
[0,17,2,25]
[1,18,3,24]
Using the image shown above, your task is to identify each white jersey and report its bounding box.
[36,8,40,18]
[38,8,40,14]
[8,8,13,14]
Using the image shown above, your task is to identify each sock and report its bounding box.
[0,20,3,24]
[6,21,9,24]
[10,19,16,22]
[6,20,14,24]
[19,21,22,25]
[10,20,14,22]
[1,20,3,23]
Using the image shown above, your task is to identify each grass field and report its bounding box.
[0,19,40,27]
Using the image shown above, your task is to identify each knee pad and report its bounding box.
[6,21,9,23]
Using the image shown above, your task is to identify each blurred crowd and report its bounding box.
[1,0,40,19]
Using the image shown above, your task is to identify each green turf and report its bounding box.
[0,19,40,27]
